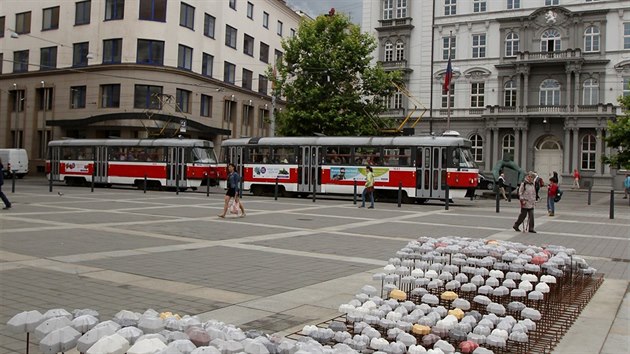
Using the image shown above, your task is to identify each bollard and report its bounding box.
[274,177,278,200]
[206,173,210,197]
[507,184,512,202]
[49,171,53,193]
[353,179,357,205]
[91,169,95,193]
[397,181,402,208]
[143,174,147,194]
[175,170,180,195]
[312,181,316,203]
[610,189,614,219]
[495,190,500,213]
[445,184,450,210]
[11,170,16,193]
[587,185,592,205]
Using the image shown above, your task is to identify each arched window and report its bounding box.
[395,41,405,61]
[505,32,519,57]
[470,134,483,162]
[581,134,596,170]
[502,134,515,160]
[383,0,393,20]
[384,41,393,62]
[539,79,561,106]
[583,79,599,105]
[504,80,517,107]
[541,29,561,52]
[584,26,600,52]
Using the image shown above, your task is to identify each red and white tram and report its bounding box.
[220,134,479,202]
[47,139,221,189]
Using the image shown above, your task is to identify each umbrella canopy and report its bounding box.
[167,339,197,354]
[73,309,100,319]
[76,323,118,352]
[128,338,168,354]
[86,333,130,354]
[7,310,44,333]
[117,326,144,344]
[71,314,99,334]
[191,347,221,354]
[459,340,479,353]
[35,316,72,340]
[186,327,210,347]
[114,310,140,327]
[139,317,165,334]
[39,325,81,354]
[43,309,73,321]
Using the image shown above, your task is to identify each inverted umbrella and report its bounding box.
[86,333,130,354]
[35,317,72,341]
[39,325,81,354]
[7,310,44,354]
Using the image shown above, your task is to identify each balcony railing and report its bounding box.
[511,49,582,63]
[483,104,619,115]
[377,17,413,28]
[379,60,411,71]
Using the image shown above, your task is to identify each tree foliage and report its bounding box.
[603,94,630,169]
[270,13,402,136]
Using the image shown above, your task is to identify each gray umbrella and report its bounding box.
[73,309,100,319]
[76,323,118,353]
[6,310,44,354]
[39,325,81,354]
[43,309,73,321]
[117,326,144,345]
[113,310,140,327]
[35,317,72,340]
[138,316,165,334]
[168,339,197,354]
[191,347,221,354]
[71,315,99,334]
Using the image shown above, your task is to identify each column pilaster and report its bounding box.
[521,128,528,171]
[571,128,579,172]
[595,128,602,175]
[563,127,571,175]
[485,128,492,171]
[514,127,521,166]
[492,128,499,168]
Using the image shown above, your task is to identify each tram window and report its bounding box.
[415,149,422,168]
[433,148,439,168]
[442,149,447,169]
[324,146,351,165]
[192,147,217,164]
[249,147,271,163]
[110,147,137,161]
[354,146,381,165]
[383,147,411,166]
[271,147,295,164]
[61,147,93,160]
[145,147,165,162]
[448,147,477,169]
[425,148,430,168]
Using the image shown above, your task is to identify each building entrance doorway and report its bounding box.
[534,136,563,184]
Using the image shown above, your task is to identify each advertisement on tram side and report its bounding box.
[252,165,291,179]
[329,166,390,182]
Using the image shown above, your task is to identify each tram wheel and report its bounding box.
[251,185,264,196]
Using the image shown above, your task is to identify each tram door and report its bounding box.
[226,146,244,186]
[93,146,109,183]
[49,146,61,181]
[166,146,186,187]
[416,147,430,199]
[298,146,321,194]
[416,147,446,198]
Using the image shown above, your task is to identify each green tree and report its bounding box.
[603,94,630,169]
[270,13,402,136]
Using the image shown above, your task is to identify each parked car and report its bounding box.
[478,173,495,191]
[0,149,29,178]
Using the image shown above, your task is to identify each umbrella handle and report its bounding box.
[26,332,29,354]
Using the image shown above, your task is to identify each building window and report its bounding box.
[180,2,194,30]
[202,53,213,77]
[100,84,121,108]
[583,26,600,52]
[259,75,268,95]
[224,61,236,84]
[226,25,237,49]
[442,84,454,108]
[443,36,456,60]
[244,34,254,56]
[395,41,405,61]
[247,2,254,19]
[40,47,57,70]
[624,23,630,49]
[103,38,122,64]
[37,87,54,111]
[624,77,630,97]
[139,0,167,22]
[75,1,91,25]
[260,12,269,29]
[137,39,164,65]
[277,21,283,36]
[541,29,561,52]
[472,34,486,58]
[70,86,86,109]
[275,49,283,64]
[105,0,124,20]
[229,0,236,10]
[200,94,213,117]
[396,0,408,18]
[393,91,403,109]
[203,14,215,38]
[42,7,60,30]
[444,0,456,16]
[177,45,193,70]
[470,83,485,107]
[0,53,2,73]
[582,78,599,105]
[539,79,561,106]
[504,80,517,107]
[545,0,559,5]
[73,42,89,67]
[134,85,163,109]
[13,50,29,72]
[581,134,596,170]
[473,0,486,13]
[383,0,393,20]
[242,69,253,90]
[470,134,483,162]
[0,17,4,37]
[259,42,269,63]
[505,32,519,57]
[507,0,520,9]
[384,41,393,62]
[16,11,32,34]
[502,134,515,160]
[176,89,191,113]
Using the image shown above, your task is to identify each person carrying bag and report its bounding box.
[359,166,375,209]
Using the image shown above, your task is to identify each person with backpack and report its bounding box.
[624,173,630,199]
[547,176,560,216]
[218,163,246,218]
[513,172,537,233]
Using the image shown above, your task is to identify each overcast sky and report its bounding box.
[285,0,363,24]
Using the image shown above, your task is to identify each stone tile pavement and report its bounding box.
[0,178,628,353]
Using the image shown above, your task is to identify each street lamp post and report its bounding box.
[41,81,47,159]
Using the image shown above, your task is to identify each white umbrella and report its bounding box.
[139,317,165,333]
[76,323,118,352]
[191,347,221,354]
[35,316,72,340]
[114,310,140,327]
[137,333,167,343]
[39,326,81,353]
[73,309,100,319]
[86,333,130,354]
[117,326,144,344]
[128,338,167,354]
[95,320,122,332]
[71,315,99,334]
[168,339,197,354]
[43,309,73,321]
[6,310,44,354]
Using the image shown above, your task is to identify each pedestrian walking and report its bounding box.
[218,163,245,218]
[547,176,559,216]
[533,172,543,201]
[359,165,375,209]
[624,173,630,199]
[572,168,581,189]
[497,172,508,201]
[0,158,12,210]
[513,171,537,233]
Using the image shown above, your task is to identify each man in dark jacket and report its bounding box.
[0,158,12,209]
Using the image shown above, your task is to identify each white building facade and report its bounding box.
[0,0,302,170]
[362,0,630,188]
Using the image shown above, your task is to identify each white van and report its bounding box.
[0,149,29,178]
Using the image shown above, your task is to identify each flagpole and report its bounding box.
[446,30,453,131]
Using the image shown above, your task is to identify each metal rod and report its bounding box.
[587,185,592,205]
[445,184,450,210]
[144,174,147,194]
[49,168,53,192]
[609,189,614,219]
[353,179,357,205]
[398,181,402,208]
[176,169,180,195]
[495,189,500,213]
[206,173,210,197]
[274,177,278,200]
[91,168,95,192]
[11,170,16,193]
